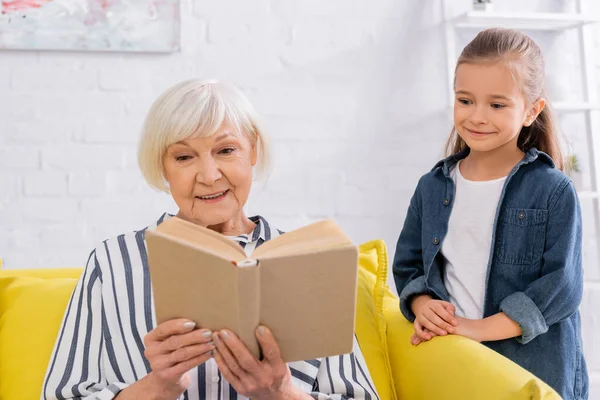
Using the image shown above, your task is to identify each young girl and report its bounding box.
[393,28,588,399]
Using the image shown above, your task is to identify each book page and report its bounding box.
[146,230,241,328]
[156,216,246,261]
[146,224,261,358]
[252,219,353,259]
[257,247,358,362]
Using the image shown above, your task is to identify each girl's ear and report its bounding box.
[524,98,546,127]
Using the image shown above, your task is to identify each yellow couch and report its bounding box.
[0,240,560,400]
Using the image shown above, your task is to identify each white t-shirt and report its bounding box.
[441,161,507,319]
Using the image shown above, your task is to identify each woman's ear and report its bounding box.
[251,141,258,167]
[524,98,546,127]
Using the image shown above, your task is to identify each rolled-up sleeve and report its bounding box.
[500,180,584,344]
[393,185,430,323]
[41,249,130,400]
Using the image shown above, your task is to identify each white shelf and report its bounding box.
[453,12,599,31]
[584,281,600,290]
[553,102,600,112]
[578,190,600,199]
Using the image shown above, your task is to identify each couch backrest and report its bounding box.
[0,268,82,400]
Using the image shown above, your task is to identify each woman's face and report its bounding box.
[163,124,257,228]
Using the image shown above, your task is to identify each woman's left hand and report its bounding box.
[212,326,309,400]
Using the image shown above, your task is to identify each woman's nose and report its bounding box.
[195,158,222,185]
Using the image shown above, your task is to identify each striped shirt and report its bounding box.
[42,213,379,400]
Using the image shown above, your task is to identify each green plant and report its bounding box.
[566,154,581,174]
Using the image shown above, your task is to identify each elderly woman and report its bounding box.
[42,80,378,400]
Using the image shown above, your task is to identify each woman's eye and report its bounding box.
[458,98,471,105]
[219,147,235,155]
[491,103,506,109]
[175,155,192,162]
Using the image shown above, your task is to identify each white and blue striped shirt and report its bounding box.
[42,214,379,400]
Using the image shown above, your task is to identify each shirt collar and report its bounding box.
[157,213,272,245]
[433,147,555,178]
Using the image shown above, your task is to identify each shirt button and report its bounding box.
[443,198,450,206]
[433,237,440,245]
[519,211,525,219]
[212,376,219,383]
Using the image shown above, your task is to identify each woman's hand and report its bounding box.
[142,319,215,400]
[212,326,311,400]
[411,295,458,342]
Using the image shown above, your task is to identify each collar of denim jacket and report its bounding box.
[431,147,555,178]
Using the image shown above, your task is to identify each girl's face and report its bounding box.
[453,60,542,154]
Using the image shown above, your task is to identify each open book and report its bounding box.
[145,217,358,362]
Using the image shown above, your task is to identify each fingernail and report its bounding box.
[184,321,196,329]
[257,326,266,336]
[201,330,212,339]
[208,341,215,348]
[212,333,219,343]
[220,330,229,339]
[452,320,458,326]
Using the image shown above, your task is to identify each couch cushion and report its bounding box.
[0,272,80,400]
[355,240,397,400]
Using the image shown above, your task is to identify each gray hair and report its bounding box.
[138,79,271,192]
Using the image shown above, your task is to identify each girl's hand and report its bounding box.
[412,317,489,345]
[411,295,458,341]
[453,316,486,343]
[212,326,310,400]
[410,328,437,346]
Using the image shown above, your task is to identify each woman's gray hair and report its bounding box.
[138,79,271,192]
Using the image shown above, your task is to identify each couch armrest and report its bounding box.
[382,294,561,400]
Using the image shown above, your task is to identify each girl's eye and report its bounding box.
[175,155,192,162]
[219,147,235,155]
[491,103,506,109]
[458,98,472,105]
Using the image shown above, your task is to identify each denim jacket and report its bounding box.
[393,148,588,399]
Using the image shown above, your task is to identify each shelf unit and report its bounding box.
[554,102,600,112]
[452,11,598,30]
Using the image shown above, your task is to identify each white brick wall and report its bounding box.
[1,0,599,396]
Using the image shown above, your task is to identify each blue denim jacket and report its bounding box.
[393,148,588,399]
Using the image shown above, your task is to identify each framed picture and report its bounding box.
[0,0,180,52]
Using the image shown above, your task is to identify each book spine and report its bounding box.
[236,260,261,359]
[237,259,258,268]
